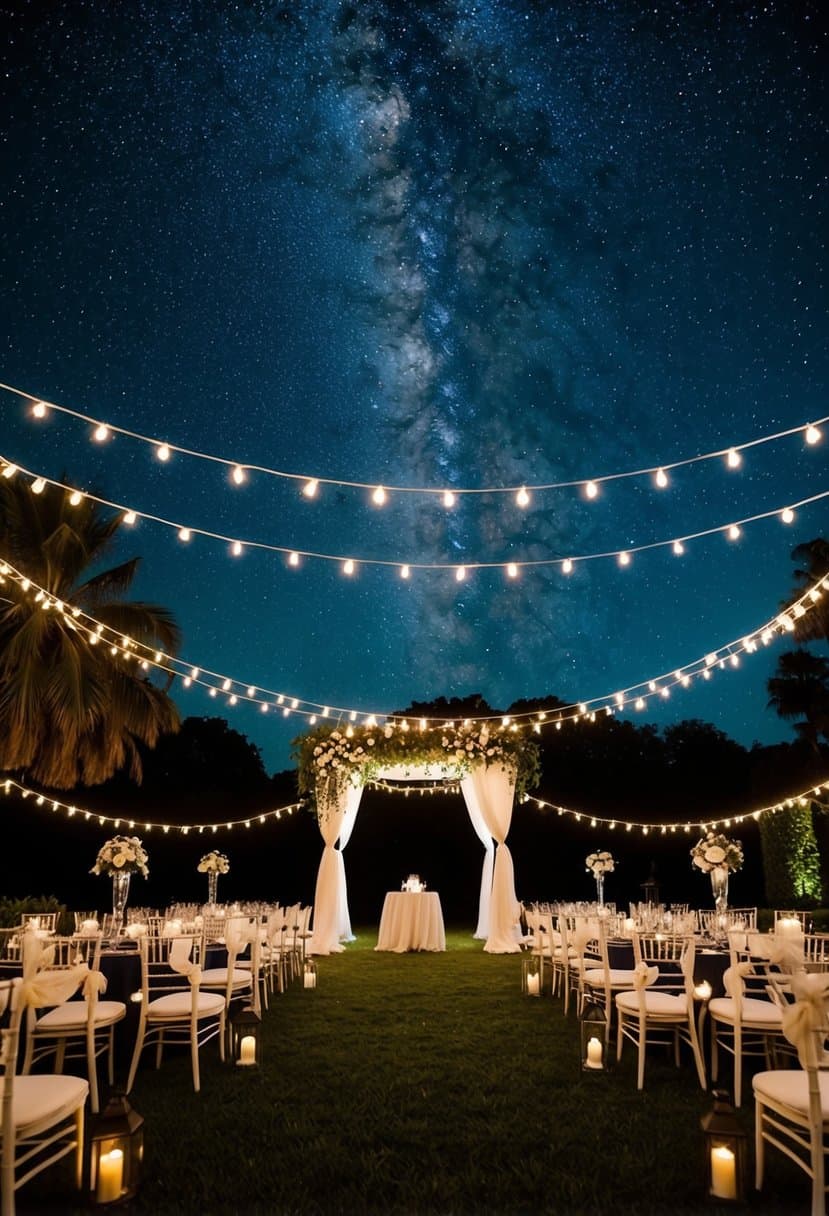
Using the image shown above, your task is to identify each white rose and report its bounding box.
[113,854,126,868]
[693,854,706,869]
[705,845,726,864]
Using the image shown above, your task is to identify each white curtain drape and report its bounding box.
[462,790,495,940]
[335,784,361,943]
[460,765,521,953]
[310,780,364,956]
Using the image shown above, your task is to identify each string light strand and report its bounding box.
[2,451,827,576]
[6,379,825,503]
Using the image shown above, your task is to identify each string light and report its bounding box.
[526,778,829,835]
[1,554,826,733]
[5,453,829,579]
[231,465,246,486]
[2,776,304,834]
[372,485,387,506]
[93,423,110,443]
[516,486,530,507]
[5,379,826,504]
[654,468,669,489]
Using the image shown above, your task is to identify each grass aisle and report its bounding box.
[27,930,804,1215]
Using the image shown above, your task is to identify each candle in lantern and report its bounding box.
[585,1036,604,1069]
[710,1145,737,1200]
[526,971,540,996]
[238,1035,256,1066]
[96,1148,124,1204]
[694,980,713,1001]
[304,969,317,990]
[624,917,635,933]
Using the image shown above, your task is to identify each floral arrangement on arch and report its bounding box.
[197,850,230,875]
[293,719,540,817]
[586,850,615,877]
[690,831,743,874]
[90,835,149,878]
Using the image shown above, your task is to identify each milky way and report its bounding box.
[1,1,827,769]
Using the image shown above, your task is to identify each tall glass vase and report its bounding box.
[207,871,219,907]
[595,874,605,910]
[111,871,131,940]
[710,865,729,914]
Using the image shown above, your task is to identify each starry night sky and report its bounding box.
[1,0,827,775]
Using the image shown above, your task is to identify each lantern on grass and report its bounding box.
[303,958,318,989]
[89,1091,144,1206]
[521,954,542,996]
[580,998,609,1071]
[701,1090,747,1203]
[231,1004,261,1067]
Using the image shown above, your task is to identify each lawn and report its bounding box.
[21,929,807,1214]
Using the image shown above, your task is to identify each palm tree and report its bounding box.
[767,648,829,752]
[785,538,829,645]
[0,475,181,787]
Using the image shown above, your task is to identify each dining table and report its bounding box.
[375,891,446,953]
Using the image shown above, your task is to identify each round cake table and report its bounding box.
[375,891,446,953]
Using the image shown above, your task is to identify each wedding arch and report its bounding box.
[294,722,540,956]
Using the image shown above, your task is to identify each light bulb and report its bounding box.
[672,540,685,556]
[231,465,246,486]
[230,541,243,557]
[805,424,822,445]
[343,559,355,576]
[123,510,137,525]
[618,551,631,567]
[400,565,410,579]
[222,678,232,692]
[585,480,599,499]
[288,551,300,567]
[654,468,668,488]
[1,464,18,479]
[516,486,530,507]
[93,423,109,442]
[178,527,191,542]
[68,490,82,506]
[455,566,466,582]
[302,478,318,498]
[506,563,518,578]
[726,448,742,469]
[31,477,46,494]
[562,558,573,574]
[635,698,645,710]
[442,490,455,508]
[156,443,171,462]
[781,507,795,524]
[372,485,387,506]
[32,400,47,419]
[727,524,741,541]
[229,694,238,706]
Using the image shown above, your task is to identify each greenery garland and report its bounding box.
[294,722,541,816]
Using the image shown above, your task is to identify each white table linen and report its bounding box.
[375,892,446,953]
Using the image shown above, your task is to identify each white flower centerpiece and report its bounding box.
[90,835,149,938]
[585,850,615,909]
[198,851,230,906]
[690,831,743,912]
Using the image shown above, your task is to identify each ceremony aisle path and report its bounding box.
[25,930,803,1215]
